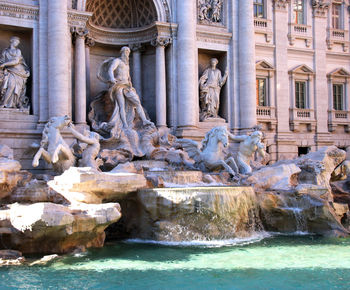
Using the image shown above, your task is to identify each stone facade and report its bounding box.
[0,0,348,169]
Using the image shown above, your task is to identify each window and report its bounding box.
[332,3,341,29]
[256,78,267,106]
[295,81,307,109]
[333,84,344,110]
[293,0,305,25]
[298,146,310,156]
[254,0,265,18]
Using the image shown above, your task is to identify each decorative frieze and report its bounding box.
[67,10,92,28]
[198,0,224,26]
[273,0,290,11]
[151,36,172,47]
[0,2,39,21]
[312,0,330,17]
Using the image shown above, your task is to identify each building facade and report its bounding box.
[0,0,348,169]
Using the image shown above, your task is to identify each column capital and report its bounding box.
[71,26,88,41]
[151,36,172,48]
[129,43,145,52]
[85,36,95,47]
[312,0,330,18]
[273,0,290,11]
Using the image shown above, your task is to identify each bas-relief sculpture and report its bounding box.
[198,0,224,24]
[0,37,30,109]
[199,58,228,121]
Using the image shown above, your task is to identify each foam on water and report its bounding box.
[125,232,270,248]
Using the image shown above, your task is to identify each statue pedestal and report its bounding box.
[176,117,229,141]
[0,108,38,130]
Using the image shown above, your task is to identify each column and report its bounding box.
[238,0,257,130]
[176,0,198,128]
[313,3,331,147]
[130,44,143,98]
[71,27,88,125]
[273,0,293,158]
[47,0,69,118]
[152,37,171,128]
[85,36,95,104]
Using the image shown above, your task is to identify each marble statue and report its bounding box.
[89,46,155,159]
[199,58,228,121]
[32,116,75,173]
[68,123,101,170]
[198,0,223,23]
[198,0,211,21]
[230,130,266,174]
[95,46,152,130]
[0,37,30,109]
[177,126,238,176]
[211,0,223,22]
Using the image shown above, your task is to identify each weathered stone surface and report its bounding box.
[0,157,32,200]
[258,191,349,236]
[4,178,69,204]
[296,146,346,194]
[29,254,60,266]
[246,163,300,191]
[118,186,262,241]
[0,202,121,254]
[145,170,203,187]
[0,145,14,159]
[0,250,25,266]
[48,167,148,203]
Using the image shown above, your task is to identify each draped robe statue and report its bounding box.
[0,37,30,109]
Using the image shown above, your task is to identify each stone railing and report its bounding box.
[256,106,277,130]
[288,23,312,47]
[289,108,316,131]
[327,28,349,52]
[254,18,273,43]
[328,110,350,132]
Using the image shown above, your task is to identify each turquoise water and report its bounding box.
[1,235,350,289]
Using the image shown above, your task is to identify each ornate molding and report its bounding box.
[129,43,145,52]
[196,26,232,45]
[87,21,177,46]
[68,10,92,28]
[0,2,39,21]
[197,0,225,26]
[85,36,95,47]
[312,0,330,17]
[71,27,89,44]
[151,35,172,47]
[273,0,290,11]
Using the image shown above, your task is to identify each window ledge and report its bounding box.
[256,106,277,130]
[289,108,316,132]
[288,23,312,47]
[327,28,349,52]
[328,110,350,132]
[254,18,273,43]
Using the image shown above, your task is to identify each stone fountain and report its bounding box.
[0,47,349,264]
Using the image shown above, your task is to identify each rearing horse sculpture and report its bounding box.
[177,126,238,175]
[32,115,75,173]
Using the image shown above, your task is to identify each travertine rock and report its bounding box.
[0,202,121,254]
[117,186,262,241]
[0,250,25,266]
[258,190,348,236]
[246,163,300,191]
[48,167,148,203]
[0,156,31,200]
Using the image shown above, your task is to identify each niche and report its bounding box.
[198,49,228,122]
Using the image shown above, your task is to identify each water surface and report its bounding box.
[1,235,350,289]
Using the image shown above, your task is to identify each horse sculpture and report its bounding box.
[177,126,238,175]
[32,115,75,173]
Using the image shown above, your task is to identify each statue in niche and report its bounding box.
[199,58,228,121]
[89,46,156,158]
[230,130,266,174]
[0,36,30,109]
